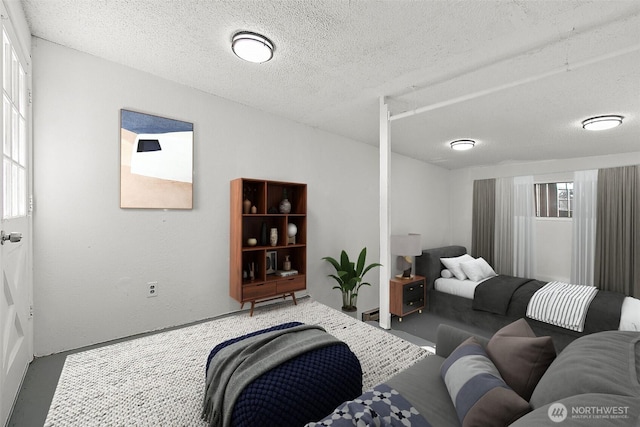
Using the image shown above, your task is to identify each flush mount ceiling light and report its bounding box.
[581,115,623,131]
[450,139,476,151]
[232,31,274,63]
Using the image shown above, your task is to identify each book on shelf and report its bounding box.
[275,270,298,277]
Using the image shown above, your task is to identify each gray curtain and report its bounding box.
[471,179,496,266]
[594,165,640,297]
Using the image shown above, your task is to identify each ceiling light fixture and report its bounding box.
[581,115,623,131]
[450,139,476,151]
[232,31,274,63]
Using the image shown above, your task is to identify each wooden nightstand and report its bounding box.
[389,275,426,321]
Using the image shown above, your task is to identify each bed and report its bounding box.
[415,245,640,350]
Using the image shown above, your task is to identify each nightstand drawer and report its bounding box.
[402,295,424,313]
[403,283,424,301]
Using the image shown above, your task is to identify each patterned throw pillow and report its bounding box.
[306,383,432,427]
[441,337,530,427]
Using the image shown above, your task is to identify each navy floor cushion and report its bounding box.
[206,322,363,427]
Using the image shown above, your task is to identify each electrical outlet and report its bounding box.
[147,281,158,298]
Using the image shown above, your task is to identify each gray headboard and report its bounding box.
[415,245,467,289]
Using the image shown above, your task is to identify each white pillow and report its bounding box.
[441,269,453,279]
[440,254,474,280]
[619,296,640,331]
[460,257,497,282]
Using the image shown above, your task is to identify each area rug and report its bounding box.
[45,297,431,426]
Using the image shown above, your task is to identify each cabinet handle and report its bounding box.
[408,287,414,291]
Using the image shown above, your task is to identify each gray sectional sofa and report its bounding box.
[385,319,640,426]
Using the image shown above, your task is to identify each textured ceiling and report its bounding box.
[20,0,640,169]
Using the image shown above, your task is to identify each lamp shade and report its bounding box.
[390,234,422,256]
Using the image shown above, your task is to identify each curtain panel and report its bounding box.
[494,177,514,275]
[471,179,496,266]
[594,165,640,297]
[512,176,536,278]
[571,170,598,286]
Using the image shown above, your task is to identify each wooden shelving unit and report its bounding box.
[230,178,307,315]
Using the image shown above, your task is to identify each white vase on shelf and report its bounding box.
[270,228,278,246]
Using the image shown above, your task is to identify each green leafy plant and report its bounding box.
[322,247,382,311]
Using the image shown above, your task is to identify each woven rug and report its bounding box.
[45,297,431,426]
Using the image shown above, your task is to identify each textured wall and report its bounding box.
[32,38,452,355]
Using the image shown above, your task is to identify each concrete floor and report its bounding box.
[8,333,153,427]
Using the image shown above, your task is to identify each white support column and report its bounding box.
[379,96,391,330]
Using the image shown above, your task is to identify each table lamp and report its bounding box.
[390,234,422,279]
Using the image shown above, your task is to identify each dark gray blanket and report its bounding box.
[472,275,535,315]
[473,275,625,333]
[582,290,626,333]
[202,324,342,427]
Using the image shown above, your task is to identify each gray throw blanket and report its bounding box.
[201,324,343,427]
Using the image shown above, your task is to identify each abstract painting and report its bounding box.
[120,109,193,209]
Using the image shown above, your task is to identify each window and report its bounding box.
[535,182,573,218]
[2,29,27,219]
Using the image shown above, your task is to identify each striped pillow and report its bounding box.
[441,337,530,427]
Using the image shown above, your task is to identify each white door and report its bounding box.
[0,16,32,426]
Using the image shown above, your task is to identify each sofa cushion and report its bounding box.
[510,393,640,426]
[435,323,489,358]
[486,318,556,400]
[530,331,640,409]
[387,355,460,426]
[441,337,530,426]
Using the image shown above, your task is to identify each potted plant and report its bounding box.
[322,247,382,312]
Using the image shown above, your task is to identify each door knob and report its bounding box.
[0,231,22,245]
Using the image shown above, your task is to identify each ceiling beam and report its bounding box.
[390,43,640,123]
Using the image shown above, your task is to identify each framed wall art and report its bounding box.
[120,109,193,209]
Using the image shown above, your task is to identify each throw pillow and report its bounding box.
[441,269,453,278]
[441,337,530,427]
[486,319,556,401]
[441,254,474,280]
[460,257,497,282]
